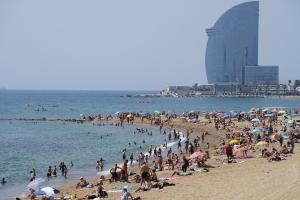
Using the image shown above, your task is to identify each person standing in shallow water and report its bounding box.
[53,165,57,176]
[130,153,134,166]
[46,166,52,178]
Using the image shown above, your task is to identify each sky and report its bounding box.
[0,0,299,90]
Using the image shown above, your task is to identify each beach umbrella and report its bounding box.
[229,140,239,145]
[35,187,59,197]
[188,118,198,123]
[278,110,287,115]
[27,177,47,189]
[234,147,248,153]
[251,118,260,123]
[256,141,268,146]
[262,108,270,113]
[264,114,273,117]
[153,110,160,114]
[252,128,261,134]
[189,110,196,114]
[283,136,289,140]
[271,134,279,140]
[187,151,206,160]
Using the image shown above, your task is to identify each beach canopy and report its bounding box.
[35,187,59,197]
[27,177,47,189]
[262,108,270,113]
[251,118,260,123]
[278,110,287,115]
[229,140,239,145]
[256,141,268,146]
[187,151,206,160]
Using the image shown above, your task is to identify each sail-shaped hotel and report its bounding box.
[205,1,279,85]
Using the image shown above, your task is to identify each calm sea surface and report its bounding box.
[0,90,300,199]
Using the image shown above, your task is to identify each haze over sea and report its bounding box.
[1,90,300,199]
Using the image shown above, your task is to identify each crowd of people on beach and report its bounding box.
[21,107,300,199]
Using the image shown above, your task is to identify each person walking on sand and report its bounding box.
[225,143,233,163]
[140,162,152,189]
[177,139,182,151]
[182,156,189,173]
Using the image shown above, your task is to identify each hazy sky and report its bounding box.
[0,0,299,90]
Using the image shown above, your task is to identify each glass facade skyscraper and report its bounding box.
[205,1,279,85]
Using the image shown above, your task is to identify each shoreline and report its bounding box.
[57,115,300,200]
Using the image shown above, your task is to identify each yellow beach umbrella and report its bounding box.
[230,140,239,145]
[256,141,268,146]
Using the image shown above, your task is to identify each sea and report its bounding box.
[0,90,300,199]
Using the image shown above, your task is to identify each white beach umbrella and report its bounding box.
[27,177,47,189]
[251,118,260,123]
[35,187,59,197]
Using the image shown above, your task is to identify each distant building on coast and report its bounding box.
[205,1,279,85]
[159,2,299,97]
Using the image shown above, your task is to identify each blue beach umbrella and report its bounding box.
[252,128,261,135]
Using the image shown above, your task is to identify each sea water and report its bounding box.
[0,90,300,199]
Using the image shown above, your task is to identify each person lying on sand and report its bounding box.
[135,181,175,192]
[268,148,285,162]
[171,171,193,177]
[280,145,289,154]
[196,160,215,168]
[262,148,272,158]
[76,177,89,189]
[86,185,108,199]
[150,169,158,182]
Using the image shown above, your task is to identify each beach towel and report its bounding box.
[107,189,122,193]
[159,176,180,181]
[238,156,256,159]
[116,185,133,190]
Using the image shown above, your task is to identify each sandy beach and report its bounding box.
[51,113,300,200]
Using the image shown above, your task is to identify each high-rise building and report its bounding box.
[205,1,279,85]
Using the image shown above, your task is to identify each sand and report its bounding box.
[56,117,300,200]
